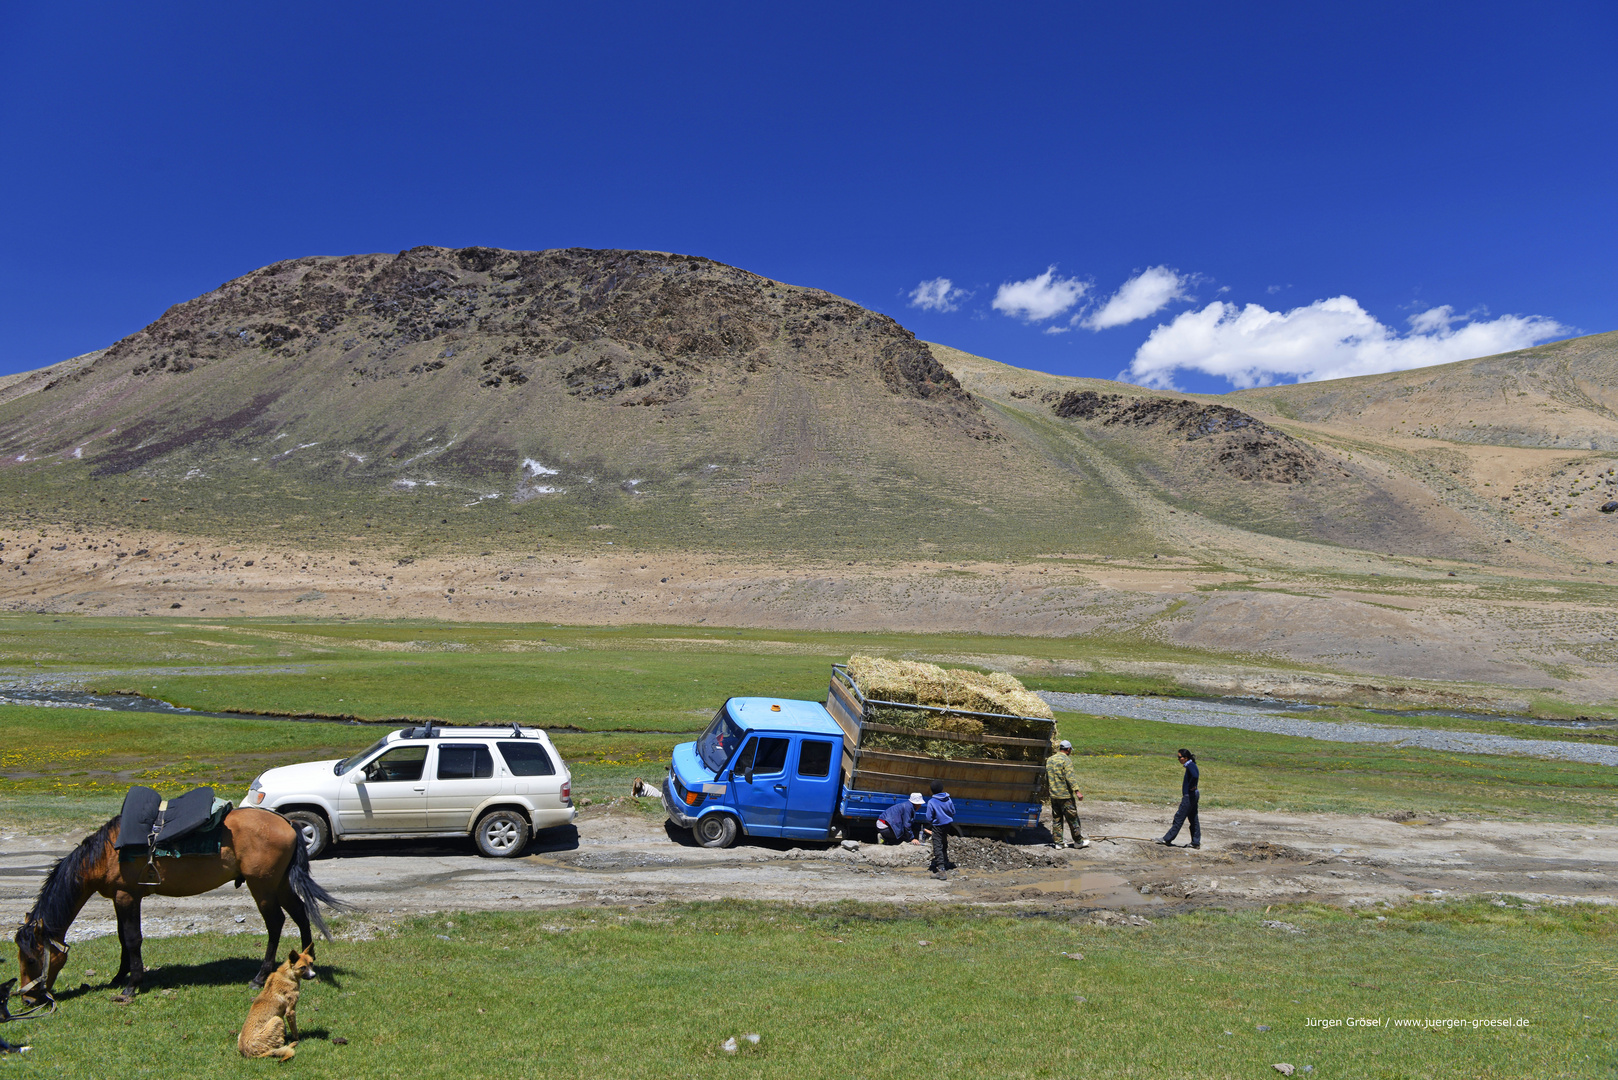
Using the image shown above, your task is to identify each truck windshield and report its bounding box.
[334,736,392,776]
[695,707,745,774]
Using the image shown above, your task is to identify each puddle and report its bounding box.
[1017,872,1161,908]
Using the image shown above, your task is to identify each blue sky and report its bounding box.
[1,3,1613,392]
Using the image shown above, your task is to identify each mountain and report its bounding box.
[0,246,1613,570]
[0,247,1037,555]
[6,248,1618,706]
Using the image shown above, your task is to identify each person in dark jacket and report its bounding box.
[876,792,926,844]
[925,780,957,874]
[1158,748,1200,848]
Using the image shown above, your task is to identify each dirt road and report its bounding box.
[3,802,1612,948]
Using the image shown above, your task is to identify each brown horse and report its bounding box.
[13,806,347,1005]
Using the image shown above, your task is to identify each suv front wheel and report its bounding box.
[475,809,531,858]
[284,810,330,859]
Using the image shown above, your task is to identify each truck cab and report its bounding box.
[664,697,844,848]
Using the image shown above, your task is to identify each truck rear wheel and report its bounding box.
[693,814,739,849]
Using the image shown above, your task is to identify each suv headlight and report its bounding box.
[247,775,266,805]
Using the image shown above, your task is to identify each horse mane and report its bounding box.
[26,816,118,936]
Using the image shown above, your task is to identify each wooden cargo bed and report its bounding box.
[825,664,1053,804]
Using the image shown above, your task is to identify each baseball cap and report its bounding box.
[1058,739,1072,750]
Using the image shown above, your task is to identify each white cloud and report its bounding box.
[1083,266,1188,330]
[992,267,1088,322]
[908,277,968,312]
[1127,296,1567,390]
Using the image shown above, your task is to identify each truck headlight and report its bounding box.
[247,775,265,805]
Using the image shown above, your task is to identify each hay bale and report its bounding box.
[847,655,1053,721]
[846,655,1054,762]
[984,672,1054,720]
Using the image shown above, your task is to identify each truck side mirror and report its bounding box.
[744,769,754,785]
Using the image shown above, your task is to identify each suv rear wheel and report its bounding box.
[693,813,739,849]
[284,810,330,859]
[475,809,530,858]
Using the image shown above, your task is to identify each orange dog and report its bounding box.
[238,946,316,1062]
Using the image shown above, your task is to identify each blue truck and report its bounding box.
[662,664,1055,847]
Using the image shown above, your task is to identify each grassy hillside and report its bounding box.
[1228,330,1618,450]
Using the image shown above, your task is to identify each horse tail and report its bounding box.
[286,829,353,941]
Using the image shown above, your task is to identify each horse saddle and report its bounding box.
[116,786,232,862]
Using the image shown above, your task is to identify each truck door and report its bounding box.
[781,737,840,839]
[730,735,791,837]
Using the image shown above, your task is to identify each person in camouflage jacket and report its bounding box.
[1046,740,1088,848]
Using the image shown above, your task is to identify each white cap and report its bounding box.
[909,792,925,805]
[1058,740,1072,750]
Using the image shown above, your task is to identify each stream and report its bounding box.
[2,685,1613,766]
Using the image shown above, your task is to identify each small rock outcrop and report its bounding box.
[1051,390,1320,483]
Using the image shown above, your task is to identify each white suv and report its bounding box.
[244,724,575,858]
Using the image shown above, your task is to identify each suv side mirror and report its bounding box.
[745,769,754,785]
[346,769,363,785]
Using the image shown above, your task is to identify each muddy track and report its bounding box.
[2,802,1612,948]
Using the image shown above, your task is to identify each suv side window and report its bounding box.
[752,737,789,776]
[363,745,427,783]
[497,741,556,776]
[436,743,494,780]
[797,740,834,778]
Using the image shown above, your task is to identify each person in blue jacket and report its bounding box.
[876,792,926,844]
[1158,748,1201,848]
[926,780,957,875]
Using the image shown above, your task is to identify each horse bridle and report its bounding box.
[6,924,68,1020]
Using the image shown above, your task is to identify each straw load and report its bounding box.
[845,655,1055,762]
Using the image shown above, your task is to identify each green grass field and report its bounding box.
[4,900,1612,1079]
[5,615,1616,1077]
[4,615,1616,830]
[6,696,1614,835]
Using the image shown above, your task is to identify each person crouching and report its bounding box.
[926,780,957,876]
[876,792,926,844]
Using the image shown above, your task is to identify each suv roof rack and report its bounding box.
[398,723,550,740]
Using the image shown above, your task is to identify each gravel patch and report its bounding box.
[1040,691,1618,767]
[1226,841,1314,862]
[944,836,1072,872]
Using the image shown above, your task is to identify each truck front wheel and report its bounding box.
[693,814,739,849]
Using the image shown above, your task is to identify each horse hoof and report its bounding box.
[110,993,134,1004]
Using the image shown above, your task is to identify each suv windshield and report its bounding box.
[335,736,392,776]
[695,706,745,773]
